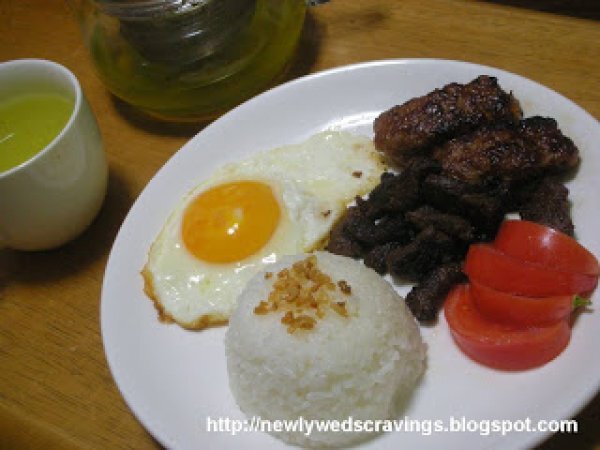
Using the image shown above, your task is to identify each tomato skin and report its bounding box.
[470,281,573,327]
[465,244,598,296]
[494,220,600,276]
[444,285,571,371]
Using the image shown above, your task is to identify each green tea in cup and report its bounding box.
[0,59,107,251]
[0,92,74,172]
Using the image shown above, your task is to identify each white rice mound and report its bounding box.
[225,252,426,447]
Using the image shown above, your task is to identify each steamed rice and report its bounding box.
[225,252,426,447]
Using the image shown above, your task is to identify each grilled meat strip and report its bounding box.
[356,158,441,219]
[364,241,402,274]
[518,177,574,236]
[373,75,522,167]
[433,116,580,186]
[406,205,476,242]
[386,226,459,281]
[421,173,505,238]
[405,262,466,322]
[326,207,365,258]
[326,158,440,258]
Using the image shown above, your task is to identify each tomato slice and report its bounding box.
[465,244,598,296]
[494,220,600,276]
[470,281,574,326]
[444,285,571,371]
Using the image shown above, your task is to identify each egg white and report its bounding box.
[143,131,386,329]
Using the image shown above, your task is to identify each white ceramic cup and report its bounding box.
[0,59,108,251]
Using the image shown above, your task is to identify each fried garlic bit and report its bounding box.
[253,255,352,333]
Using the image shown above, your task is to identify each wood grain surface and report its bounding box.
[1,1,599,448]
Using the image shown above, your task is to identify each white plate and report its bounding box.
[101,59,600,449]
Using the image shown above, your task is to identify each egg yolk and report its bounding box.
[182,181,281,263]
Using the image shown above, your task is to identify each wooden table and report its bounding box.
[1,1,599,448]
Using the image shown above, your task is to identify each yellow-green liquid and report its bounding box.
[88,0,306,120]
[0,93,73,172]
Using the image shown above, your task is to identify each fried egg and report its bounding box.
[142,131,386,329]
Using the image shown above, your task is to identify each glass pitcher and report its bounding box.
[69,0,309,121]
